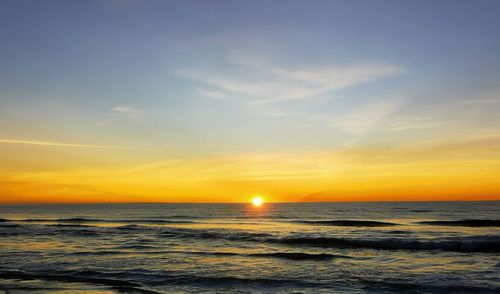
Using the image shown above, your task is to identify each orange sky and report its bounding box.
[1,135,499,203]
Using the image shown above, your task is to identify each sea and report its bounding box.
[0,202,499,293]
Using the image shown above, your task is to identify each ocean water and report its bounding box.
[0,202,499,293]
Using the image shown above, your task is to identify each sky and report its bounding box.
[1,0,500,203]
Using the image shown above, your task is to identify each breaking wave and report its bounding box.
[72,249,349,261]
[417,219,500,227]
[295,220,398,226]
[278,235,500,253]
[1,217,196,224]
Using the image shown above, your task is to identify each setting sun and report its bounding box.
[0,1,499,293]
[252,196,264,207]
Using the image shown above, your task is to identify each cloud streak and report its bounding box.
[0,139,130,149]
[326,101,400,135]
[462,98,500,104]
[110,105,144,119]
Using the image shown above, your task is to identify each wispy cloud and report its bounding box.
[461,88,500,105]
[383,116,449,132]
[176,53,402,105]
[0,139,130,149]
[462,98,500,104]
[326,101,400,135]
[193,88,231,100]
[110,105,144,119]
[252,104,445,135]
[175,53,403,135]
[176,53,403,135]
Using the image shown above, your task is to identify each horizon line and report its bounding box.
[1,199,499,205]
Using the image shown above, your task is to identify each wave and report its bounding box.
[120,219,196,224]
[66,229,100,236]
[417,219,500,227]
[278,235,500,253]
[385,230,412,235]
[156,227,500,253]
[3,220,499,253]
[295,220,398,227]
[0,231,22,236]
[157,274,321,288]
[47,224,94,228]
[2,269,497,293]
[159,227,274,243]
[360,278,500,293]
[117,224,147,230]
[0,270,160,294]
[4,217,196,224]
[0,223,22,228]
[247,252,348,260]
[0,269,321,291]
[117,244,158,250]
[193,251,346,261]
[74,248,349,261]
[21,217,101,223]
[155,215,205,219]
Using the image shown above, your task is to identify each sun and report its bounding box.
[252,196,264,207]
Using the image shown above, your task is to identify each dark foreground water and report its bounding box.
[0,202,499,293]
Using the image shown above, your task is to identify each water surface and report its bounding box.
[0,202,499,293]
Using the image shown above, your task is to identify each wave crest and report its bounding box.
[295,220,398,226]
[279,235,500,253]
[417,219,500,227]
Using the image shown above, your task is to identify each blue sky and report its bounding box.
[1,0,500,153]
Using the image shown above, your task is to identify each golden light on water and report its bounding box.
[252,196,264,207]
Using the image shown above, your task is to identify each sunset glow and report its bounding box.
[252,196,264,207]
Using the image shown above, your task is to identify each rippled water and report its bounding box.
[0,202,499,293]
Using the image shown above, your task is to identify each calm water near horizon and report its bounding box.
[1,202,499,293]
